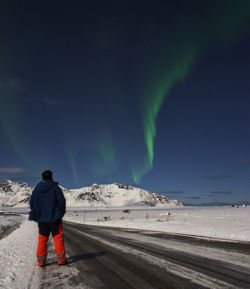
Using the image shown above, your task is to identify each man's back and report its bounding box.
[29,180,66,223]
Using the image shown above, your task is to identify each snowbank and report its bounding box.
[0,218,38,289]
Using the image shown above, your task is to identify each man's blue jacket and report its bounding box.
[29,180,66,223]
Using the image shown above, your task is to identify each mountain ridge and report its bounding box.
[0,180,184,208]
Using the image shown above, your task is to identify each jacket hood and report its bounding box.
[36,180,59,193]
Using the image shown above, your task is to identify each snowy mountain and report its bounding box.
[0,180,33,207]
[64,183,184,207]
[0,180,184,208]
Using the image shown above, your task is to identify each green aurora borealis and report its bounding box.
[1,1,250,192]
[132,1,250,183]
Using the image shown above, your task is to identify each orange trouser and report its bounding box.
[36,222,66,266]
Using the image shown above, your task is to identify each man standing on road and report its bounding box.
[29,170,67,267]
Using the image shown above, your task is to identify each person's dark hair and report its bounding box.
[42,170,53,181]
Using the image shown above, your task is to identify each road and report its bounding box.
[36,221,250,289]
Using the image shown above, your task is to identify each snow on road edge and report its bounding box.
[0,218,38,289]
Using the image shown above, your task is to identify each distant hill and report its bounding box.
[185,201,250,207]
[0,180,184,208]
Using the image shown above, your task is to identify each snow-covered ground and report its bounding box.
[0,217,38,288]
[0,217,86,289]
[0,206,249,288]
[65,206,250,241]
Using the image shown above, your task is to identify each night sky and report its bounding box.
[1,1,250,204]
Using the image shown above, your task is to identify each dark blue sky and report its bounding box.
[0,1,250,204]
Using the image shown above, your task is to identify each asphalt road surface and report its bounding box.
[36,221,250,289]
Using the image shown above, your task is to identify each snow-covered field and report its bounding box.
[65,206,250,241]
